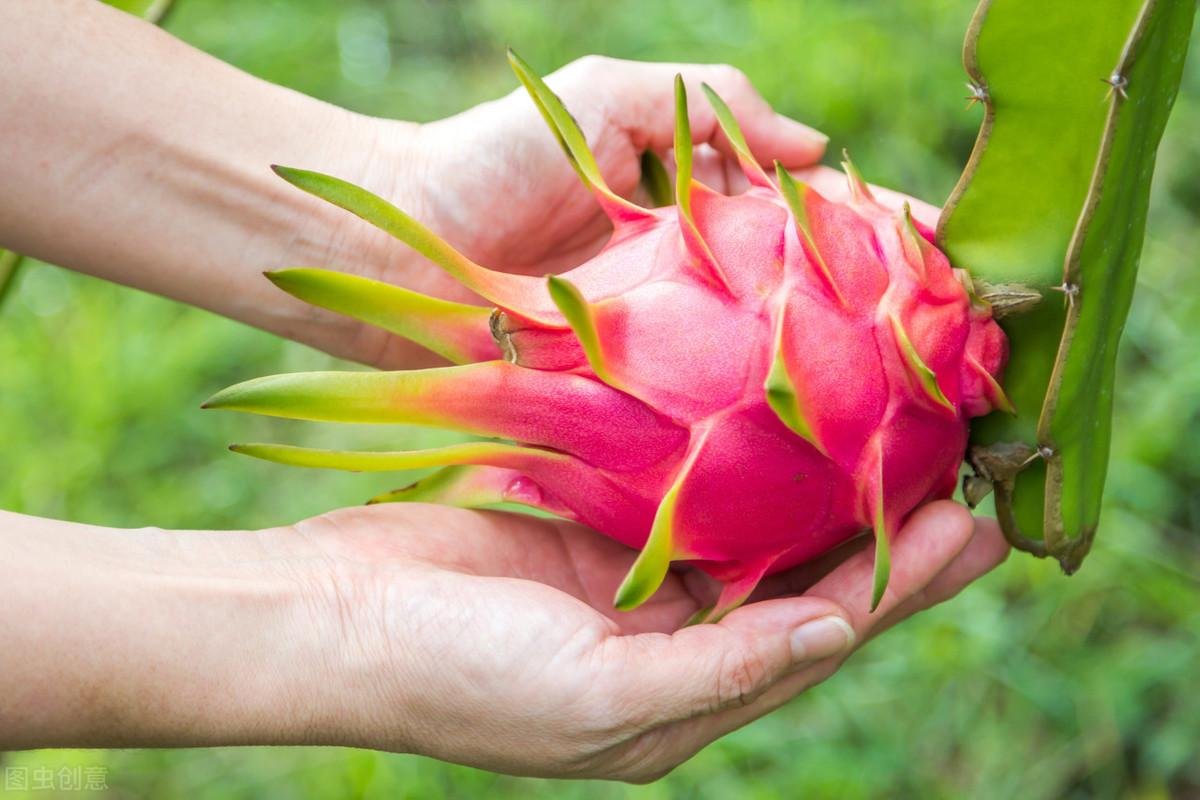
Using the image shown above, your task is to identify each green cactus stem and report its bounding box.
[939,0,1196,572]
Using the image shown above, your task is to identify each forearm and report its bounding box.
[0,511,347,749]
[0,0,425,364]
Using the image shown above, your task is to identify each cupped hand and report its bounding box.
[348,57,826,360]
[407,56,828,280]
[288,501,1007,781]
[341,56,943,369]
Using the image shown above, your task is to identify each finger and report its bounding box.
[793,165,942,227]
[749,534,872,602]
[691,144,750,195]
[565,58,826,168]
[629,502,977,770]
[806,500,978,637]
[869,516,1009,642]
[685,534,868,612]
[638,144,748,200]
[598,595,854,731]
[675,64,828,168]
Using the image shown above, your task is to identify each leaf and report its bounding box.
[266,268,496,365]
[639,151,674,207]
[0,250,24,310]
[545,275,620,388]
[506,49,650,222]
[701,82,772,187]
[230,441,567,472]
[270,166,555,323]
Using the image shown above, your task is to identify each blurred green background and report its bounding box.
[2,0,1198,797]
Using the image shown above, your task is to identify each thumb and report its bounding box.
[603,596,854,728]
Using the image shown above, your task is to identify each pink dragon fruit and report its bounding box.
[204,52,1009,621]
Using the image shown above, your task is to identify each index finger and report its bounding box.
[552,57,828,168]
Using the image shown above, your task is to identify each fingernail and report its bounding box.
[790,616,855,663]
[777,113,829,145]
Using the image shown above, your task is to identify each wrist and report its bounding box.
[261,111,449,368]
[0,514,349,749]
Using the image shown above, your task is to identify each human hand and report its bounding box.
[311,57,949,369]
[335,57,828,368]
[0,501,1005,779]
[285,500,1008,780]
[406,57,827,276]
[0,2,912,371]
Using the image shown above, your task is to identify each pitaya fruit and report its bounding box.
[205,52,1009,621]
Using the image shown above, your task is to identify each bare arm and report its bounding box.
[0,0,416,364]
[0,511,325,748]
[0,0,834,369]
[0,504,1007,779]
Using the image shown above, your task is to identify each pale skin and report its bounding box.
[0,0,1004,783]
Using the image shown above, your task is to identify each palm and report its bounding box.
[303,499,1002,645]
[308,503,703,635]
[290,500,1005,779]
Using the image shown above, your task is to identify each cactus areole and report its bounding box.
[204,52,1013,620]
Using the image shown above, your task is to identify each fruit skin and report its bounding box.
[205,54,1009,622]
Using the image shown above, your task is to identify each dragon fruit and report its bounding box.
[204,52,1009,620]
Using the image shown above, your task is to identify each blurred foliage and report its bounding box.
[2,0,1197,797]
